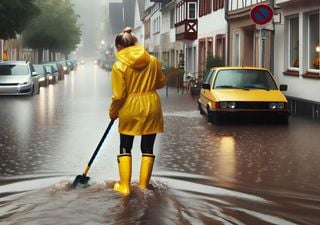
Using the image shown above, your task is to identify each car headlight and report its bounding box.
[269,103,277,109]
[276,103,285,109]
[19,82,28,85]
[269,102,285,109]
[219,101,236,109]
[220,102,228,109]
[228,102,236,109]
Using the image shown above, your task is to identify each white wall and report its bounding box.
[198,9,226,39]
[134,0,144,45]
[274,1,320,102]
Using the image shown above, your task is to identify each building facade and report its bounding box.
[274,0,320,119]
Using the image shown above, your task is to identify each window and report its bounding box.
[0,65,29,76]
[215,34,226,64]
[289,16,299,68]
[188,3,196,19]
[152,16,160,34]
[203,69,214,87]
[308,12,319,70]
[214,69,277,90]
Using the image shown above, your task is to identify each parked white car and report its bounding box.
[0,61,40,96]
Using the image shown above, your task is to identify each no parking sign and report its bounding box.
[250,4,274,25]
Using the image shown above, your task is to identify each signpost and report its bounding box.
[250,4,274,26]
[250,4,274,67]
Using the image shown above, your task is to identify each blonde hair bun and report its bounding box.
[115,26,138,48]
[123,27,133,33]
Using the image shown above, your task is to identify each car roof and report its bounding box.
[210,66,269,71]
[0,61,30,65]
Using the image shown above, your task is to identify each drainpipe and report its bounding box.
[225,0,230,66]
[270,0,275,73]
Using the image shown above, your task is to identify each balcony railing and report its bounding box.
[228,0,266,11]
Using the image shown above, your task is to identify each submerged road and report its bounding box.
[0,62,319,225]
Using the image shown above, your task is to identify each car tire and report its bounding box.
[28,86,34,96]
[198,102,205,115]
[208,109,221,125]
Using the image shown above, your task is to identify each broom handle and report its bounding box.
[82,119,115,175]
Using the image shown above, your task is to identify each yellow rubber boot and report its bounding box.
[139,154,155,189]
[114,154,132,195]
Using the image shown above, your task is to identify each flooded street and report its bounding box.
[0,63,320,225]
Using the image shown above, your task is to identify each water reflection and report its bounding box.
[13,99,32,144]
[47,84,55,125]
[218,136,236,185]
[38,87,46,126]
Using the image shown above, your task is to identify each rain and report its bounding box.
[0,1,320,225]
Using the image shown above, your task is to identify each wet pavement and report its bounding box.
[0,62,320,225]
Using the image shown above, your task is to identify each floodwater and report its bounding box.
[0,62,320,225]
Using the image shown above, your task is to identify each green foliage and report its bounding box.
[23,0,81,54]
[206,54,225,71]
[0,0,40,39]
[163,67,184,87]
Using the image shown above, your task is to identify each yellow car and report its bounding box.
[198,67,289,124]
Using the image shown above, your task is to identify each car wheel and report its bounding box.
[28,86,34,96]
[198,102,205,115]
[208,109,221,125]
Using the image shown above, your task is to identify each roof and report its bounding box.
[211,66,269,71]
[0,61,29,65]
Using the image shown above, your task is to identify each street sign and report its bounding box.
[250,4,274,25]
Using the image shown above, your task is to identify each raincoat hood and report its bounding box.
[115,45,150,69]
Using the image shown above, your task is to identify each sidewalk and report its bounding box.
[159,86,199,113]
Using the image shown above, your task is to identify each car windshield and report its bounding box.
[0,65,29,76]
[214,69,278,90]
[34,65,44,74]
[45,66,52,73]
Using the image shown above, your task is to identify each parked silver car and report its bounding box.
[0,61,40,96]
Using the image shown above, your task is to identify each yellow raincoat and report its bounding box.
[109,45,166,136]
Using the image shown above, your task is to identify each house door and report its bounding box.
[243,27,255,66]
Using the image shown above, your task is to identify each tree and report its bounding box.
[0,0,39,39]
[23,0,81,62]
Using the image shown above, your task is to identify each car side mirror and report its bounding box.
[279,84,288,91]
[202,83,210,90]
[32,71,38,77]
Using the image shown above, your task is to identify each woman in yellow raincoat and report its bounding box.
[109,27,166,195]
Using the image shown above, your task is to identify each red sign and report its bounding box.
[250,4,273,25]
